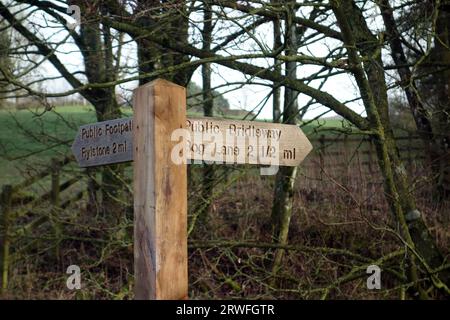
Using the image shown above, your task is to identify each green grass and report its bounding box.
[300,118,357,136]
[0,105,356,185]
[0,106,98,185]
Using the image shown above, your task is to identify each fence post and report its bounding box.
[367,139,374,175]
[343,135,350,184]
[0,185,12,294]
[50,158,62,263]
[407,132,413,171]
[319,134,325,181]
[357,140,362,181]
[51,158,60,206]
[87,168,98,214]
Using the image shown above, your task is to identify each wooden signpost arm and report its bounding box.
[133,79,188,300]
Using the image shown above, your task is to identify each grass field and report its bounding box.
[0,105,355,185]
[0,106,96,184]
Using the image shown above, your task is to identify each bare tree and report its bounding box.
[103,0,450,296]
[379,0,449,202]
[0,0,127,211]
[1,0,448,298]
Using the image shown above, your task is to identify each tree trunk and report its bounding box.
[433,1,450,201]
[378,0,444,202]
[199,5,215,223]
[0,21,11,108]
[135,0,191,86]
[79,5,123,214]
[271,0,282,123]
[332,0,450,297]
[271,4,299,274]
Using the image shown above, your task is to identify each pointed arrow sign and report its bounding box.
[71,117,312,167]
[71,117,134,167]
[181,117,312,167]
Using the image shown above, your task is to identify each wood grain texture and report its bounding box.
[71,118,133,167]
[133,79,187,300]
[185,117,313,166]
[72,117,312,167]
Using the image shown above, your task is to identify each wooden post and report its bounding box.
[343,135,350,183]
[51,158,60,206]
[356,141,362,181]
[319,135,325,181]
[367,138,374,175]
[0,185,12,293]
[407,132,413,171]
[86,168,98,214]
[133,79,188,300]
[51,158,61,263]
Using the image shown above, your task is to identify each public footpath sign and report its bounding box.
[71,117,133,167]
[71,79,312,300]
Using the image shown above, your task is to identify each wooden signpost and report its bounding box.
[71,117,133,167]
[182,118,311,166]
[71,78,312,300]
[71,118,311,168]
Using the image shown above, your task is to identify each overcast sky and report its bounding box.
[24,1,400,121]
